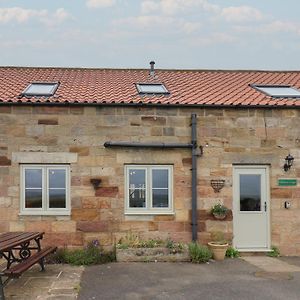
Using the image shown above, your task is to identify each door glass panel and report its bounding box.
[129,169,146,208]
[240,174,261,211]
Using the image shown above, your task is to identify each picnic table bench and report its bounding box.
[0,232,57,300]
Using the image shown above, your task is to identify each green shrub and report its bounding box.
[188,242,212,263]
[210,203,228,216]
[47,240,115,266]
[267,245,280,257]
[225,246,240,258]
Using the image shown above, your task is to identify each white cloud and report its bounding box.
[0,7,71,25]
[234,20,300,36]
[86,0,115,8]
[221,6,264,23]
[261,21,300,35]
[182,21,202,34]
[113,15,201,36]
[141,0,220,16]
[114,15,174,28]
[192,32,236,46]
[0,7,47,23]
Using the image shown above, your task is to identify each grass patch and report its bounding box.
[188,242,212,263]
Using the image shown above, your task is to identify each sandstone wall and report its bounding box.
[0,105,299,255]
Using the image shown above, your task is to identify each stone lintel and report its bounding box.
[12,152,78,163]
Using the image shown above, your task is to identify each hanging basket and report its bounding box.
[213,212,227,220]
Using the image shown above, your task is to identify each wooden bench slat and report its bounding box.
[4,246,57,278]
[0,232,44,252]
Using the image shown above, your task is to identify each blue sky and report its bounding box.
[1,0,300,70]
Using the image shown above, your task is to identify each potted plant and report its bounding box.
[210,203,228,220]
[208,231,229,261]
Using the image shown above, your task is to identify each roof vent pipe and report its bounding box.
[150,61,155,76]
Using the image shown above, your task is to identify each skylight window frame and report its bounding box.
[136,83,170,95]
[251,84,300,98]
[22,82,60,97]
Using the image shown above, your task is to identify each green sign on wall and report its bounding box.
[278,179,297,186]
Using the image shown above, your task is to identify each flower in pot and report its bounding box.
[208,231,229,261]
[210,203,228,220]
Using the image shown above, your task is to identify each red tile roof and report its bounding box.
[1,66,300,106]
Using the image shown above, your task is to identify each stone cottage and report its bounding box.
[1,63,300,255]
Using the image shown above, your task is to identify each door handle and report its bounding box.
[264,202,267,212]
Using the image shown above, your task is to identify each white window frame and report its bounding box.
[20,164,70,216]
[125,165,173,215]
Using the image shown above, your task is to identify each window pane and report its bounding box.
[49,169,66,188]
[24,83,58,96]
[152,189,169,208]
[25,169,42,188]
[138,84,168,94]
[49,189,66,208]
[129,169,145,187]
[129,189,146,207]
[152,169,168,188]
[25,189,42,208]
[240,175,261,211]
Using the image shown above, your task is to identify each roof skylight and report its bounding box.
[252,85,300,98]
[136,83,169,95]
[22,82,59,97]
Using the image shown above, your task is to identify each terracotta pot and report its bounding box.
[208,242,228,261]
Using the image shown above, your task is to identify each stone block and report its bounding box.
[69,146,89,156]
[77,221,108,232]
[148,221,159,231]
[70,106,84,114]
[0,221,9,231]
[151,127,163,136]
[81,197,98,209]
[33,106,67,115]
[71,209,99,221]
[9,221,25,232]
[163,127,175,136]
[175,210,189,221]
[0,197,12,207]
[271,188,293,198]
[98,199,111,209]
[95,187,118,197]
[141,116,166,125]
[0,106,11,113]
[153,215,175,221]
[52,221,76,233]
[38,119,58,125]
[0,156,11,166]
[158,222,185,232]
[25,221,52,232]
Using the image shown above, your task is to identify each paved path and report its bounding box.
[4,264,84,300]
[242,256,300,273]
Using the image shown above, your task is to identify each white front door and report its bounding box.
[233,166,270,250]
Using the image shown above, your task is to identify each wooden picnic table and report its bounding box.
[0,232,57,300]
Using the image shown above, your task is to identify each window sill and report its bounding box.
[125,211,175,216]
[19,211,71,216]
